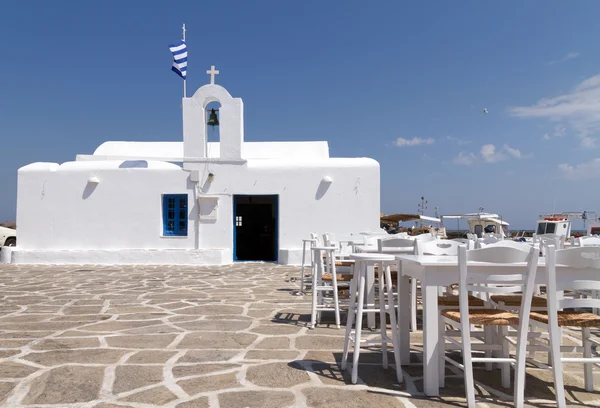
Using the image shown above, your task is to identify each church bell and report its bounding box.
[207,108,219,127]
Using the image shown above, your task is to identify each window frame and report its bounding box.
[162,194,188,237]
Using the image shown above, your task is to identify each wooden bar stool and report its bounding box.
[341,253,403,384]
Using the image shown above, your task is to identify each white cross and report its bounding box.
[206,65,219,84]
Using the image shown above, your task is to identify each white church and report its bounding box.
[9,67,381,265]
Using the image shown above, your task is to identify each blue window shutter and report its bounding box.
[163,194,188,236]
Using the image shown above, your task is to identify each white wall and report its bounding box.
[187,157,380,260]
[88,141,330,161]
[17,161,196,251]
[16,157,380,264]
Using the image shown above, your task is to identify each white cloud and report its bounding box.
[480,144,506,163]
[558,158,600,179]
[394,137,435,147]
[446,135,470,145]
[453,144,525,165]
[453,152,477,165]
[508,74,600,138]
[503,144,522,159]
[542,125,566,141]
[581,137,597,148]
[546,52,580,65]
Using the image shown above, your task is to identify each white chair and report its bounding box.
[439,244,539,407]
[376,237,417,254]
[486,240,533,249]
[341,253,402,384]
[416,239,484,305]
[533,234,566,254]
[571,236,600,313]
[377,237,420,331]
[452,238,475,249]
[416,239,462,255]
[530,245,600,407]
[299,233,319,293]
[310,246,342,329]
[575,236,600,247]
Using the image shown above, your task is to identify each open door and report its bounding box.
[234,195,278,261]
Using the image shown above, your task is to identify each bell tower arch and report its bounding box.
[182,67,244,164]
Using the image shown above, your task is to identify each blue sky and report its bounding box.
[1,1,599,230]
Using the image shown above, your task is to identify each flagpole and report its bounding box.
[182,23,187,98]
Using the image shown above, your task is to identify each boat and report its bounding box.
[536,211,598,239]
[441,212,509,239]
[380,213,446,237]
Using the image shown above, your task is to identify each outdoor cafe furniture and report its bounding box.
[438,245,539,407]
[310,246,343,329]
[341,253,402,384]
[395,251,553,397]
[531,245,600,408]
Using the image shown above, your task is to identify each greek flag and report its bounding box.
[169,40,187,79]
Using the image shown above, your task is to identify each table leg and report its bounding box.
[398,271,411,365]
[422,277,440,396]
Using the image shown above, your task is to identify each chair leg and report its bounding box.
[500,325,510,389]
[513,320,530,407]
[410,278,418,332]
[316,287,323,324]
[438,316,446,388]
[331,270,341,330]
[484,327,493,371]
[583,327,594,392]
[385,263,403,383]
[341,272,357,371]
[352,267,367,384]
[379,264,388,369]
[461,319,476,407]
[548,322,566,408]
[300,242,307,293]
[310,264,318,329]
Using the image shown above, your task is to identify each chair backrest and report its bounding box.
[377,237,417,253]
[480,235,501,244]
[576,236,600,247]
[533,233,565,248]
[361,232,391,246]
[485,240,533,250]
[452,238,475,250]
[546,245,600,311]
[416,239,461,256]
[458,244,540,333]
[413,233,436,242]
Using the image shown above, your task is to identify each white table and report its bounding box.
[394,255,552,397]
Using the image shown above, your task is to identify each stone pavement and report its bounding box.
[0,263,597,407]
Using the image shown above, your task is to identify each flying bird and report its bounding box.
[483,108,488,114]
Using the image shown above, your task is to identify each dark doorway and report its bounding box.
[234,195,278,262]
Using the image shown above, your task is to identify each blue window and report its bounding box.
[162,194,188,236]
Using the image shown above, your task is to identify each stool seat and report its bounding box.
[349,253,395,261]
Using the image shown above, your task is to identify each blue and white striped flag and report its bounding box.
[169,40,187,79]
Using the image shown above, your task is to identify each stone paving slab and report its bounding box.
[0,263,597,407]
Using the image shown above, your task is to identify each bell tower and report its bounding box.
[182,65,244,167]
